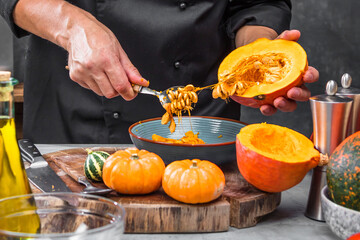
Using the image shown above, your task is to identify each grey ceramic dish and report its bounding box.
[321,186,360,240]
[128,116,247,165]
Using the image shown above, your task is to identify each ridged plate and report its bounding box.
[129,116,246,165]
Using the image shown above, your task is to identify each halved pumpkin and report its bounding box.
[236,123,319,192]
[214,38,308,107]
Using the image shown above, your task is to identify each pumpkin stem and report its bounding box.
[86,148,93,154]
[190,160,198,168]
[130,153,140,160]
[318,153,329,166]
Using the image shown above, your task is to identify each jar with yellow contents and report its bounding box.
[0,71,40,235]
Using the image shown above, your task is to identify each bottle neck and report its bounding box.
[0,79,17,119]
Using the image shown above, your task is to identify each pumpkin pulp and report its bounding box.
[217,52,292,97]
[236,123,320,193]
[216,38,308,107]
[238,123,319,163]
[152,130,205,144]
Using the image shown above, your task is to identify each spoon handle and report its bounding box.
[133,85,160,96]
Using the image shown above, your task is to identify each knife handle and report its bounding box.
[18,139,42,164]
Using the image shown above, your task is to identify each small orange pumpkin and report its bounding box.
[162,159,225,204]
[102,148,165,194]
[236,123,320,192]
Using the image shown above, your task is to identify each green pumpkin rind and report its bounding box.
[326,132,360,211]
[84,149,110,182]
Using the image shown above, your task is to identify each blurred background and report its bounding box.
[241,0,360,137]
[0,0,359,138]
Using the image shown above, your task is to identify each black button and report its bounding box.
[174,61,181,69]
[179,2,187,10]
[113,112,120,119]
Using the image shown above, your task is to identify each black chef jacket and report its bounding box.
[0,0,291,144]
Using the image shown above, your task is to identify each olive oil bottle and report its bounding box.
[0,71,40,234]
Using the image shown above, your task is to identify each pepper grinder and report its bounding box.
[336,73,360,136]
[305,80,353,221]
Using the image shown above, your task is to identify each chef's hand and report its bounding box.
[66,13,148,100]
[13,0,148,100]
[259,30,319,116]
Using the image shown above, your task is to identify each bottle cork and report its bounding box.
[0,71,13,101]
[0,71,11,81]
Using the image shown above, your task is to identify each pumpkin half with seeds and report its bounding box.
[213,38,308,107]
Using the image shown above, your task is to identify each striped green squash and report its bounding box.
[84,149,110,182]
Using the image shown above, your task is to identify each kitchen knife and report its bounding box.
[18,139,72,192]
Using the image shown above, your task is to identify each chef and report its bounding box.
[0,0,318,143]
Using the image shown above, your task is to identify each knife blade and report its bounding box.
[18,139,72,192]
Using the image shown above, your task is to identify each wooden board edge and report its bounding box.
[122,200,230,233]
[225,192,281,229]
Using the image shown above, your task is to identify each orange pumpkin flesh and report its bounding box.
[102,148,165,195]
[162,159,225,204]
[217,38,308,107]
[236,123,319,192]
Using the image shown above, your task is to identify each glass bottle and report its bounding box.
[0,71,30,198]
[0,71,40,234]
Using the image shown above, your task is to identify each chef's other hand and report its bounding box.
[260,30,319,116]
[66,13,148,100]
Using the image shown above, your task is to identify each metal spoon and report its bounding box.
[66,65,184,106]
[133,85,182,106]
[77,176,113,195]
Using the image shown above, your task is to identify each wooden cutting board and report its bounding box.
[41,147,281,233]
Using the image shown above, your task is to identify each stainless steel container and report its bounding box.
[336,73,360,136]
[305,80,353,221]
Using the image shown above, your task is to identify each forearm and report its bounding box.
[13,0,97,50]
[235,25,278,47]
